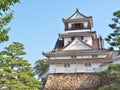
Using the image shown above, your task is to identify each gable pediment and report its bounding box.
[68,9,87,19]
[63,38,92,51]
[70,12,85,19]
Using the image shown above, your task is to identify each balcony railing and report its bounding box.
[65,27,91,31]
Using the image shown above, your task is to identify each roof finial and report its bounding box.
[76,8,79,12]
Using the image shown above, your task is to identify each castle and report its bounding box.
[43,9,120,90]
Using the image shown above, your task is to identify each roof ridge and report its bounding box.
[67,9,89,19]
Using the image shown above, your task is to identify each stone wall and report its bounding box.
[43,73,101,90]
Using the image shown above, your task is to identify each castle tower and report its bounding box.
[42,9,120,90]
[43,9,113,74]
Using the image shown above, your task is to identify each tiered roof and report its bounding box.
[59,31,96,38]
[43,9,114,64]
[43,49,116,64]
[62,9,93,31]
[43,49,113,57]
[62,9,93,24]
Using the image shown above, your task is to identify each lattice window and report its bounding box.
[71,23,84,29]
[85,63,91,67]
[64,63,70,67]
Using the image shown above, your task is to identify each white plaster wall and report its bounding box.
[56,64,64,73]
[49,63,102,73]
[49,64,56,73]
[77,63,101,73]
[98,55,107,58]
[91,63,101,72]
[49,59,120,74]
[64,38,71,46]
[63,38,92,51]
[70,13,84,19]
[64,64,76,73]
[113,60,120,64]
[83,37,92,46]
[50,56,91,59]
[49,64,77,73]
[50,56,71,59]
[84,22,88,28]
[65,29,91,33]
[65,44,90,50]
[68,23,73,29]
[77,64,85,72]
[77,55,91,58]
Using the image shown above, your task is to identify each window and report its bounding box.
[85,63,91,67]
[64,63,70,67]
[85,40,87,42]
[79,23,84,28]
[71,37,75,41]
[71,24,75,29]
[71,56,76,59]
[92,55,98,58]
[81,36,84,40]
[68,41,71,44]
[71,23,84,29]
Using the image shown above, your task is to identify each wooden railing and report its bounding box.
[65,27,91,31]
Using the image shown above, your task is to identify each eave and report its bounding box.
[43,50,113,57]
[45,58,111,64]
[63,16,93,27]
[59,31,96,38]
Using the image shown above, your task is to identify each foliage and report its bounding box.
[100,10,120,89]
[108,64,120,81]
[105,10,120,50]
[108,64,120,71]
[98,64,120,90]
[99,84,120,90]
[34,59,49,79]
[0,0,20,12]
[0,0,20,43]
[0,42,42,90]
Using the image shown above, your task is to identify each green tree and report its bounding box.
[99,84,120,90]
[0,42,42,90]
[0,0,20,43]
[0,0,20,12]
[105,10,120,50]
[34,59,49,79]
[98,64,120,90]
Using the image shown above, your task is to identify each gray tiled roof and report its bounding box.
[53,38,64,51]
[43,49,113,57]
[45,58,110,64]
[59,31,96,38]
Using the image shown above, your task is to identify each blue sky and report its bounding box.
[0,0,120,65]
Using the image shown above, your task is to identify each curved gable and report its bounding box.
[63,38,92,51]
[70,12,85,19]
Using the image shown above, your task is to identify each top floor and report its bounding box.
[62,9,93,32]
